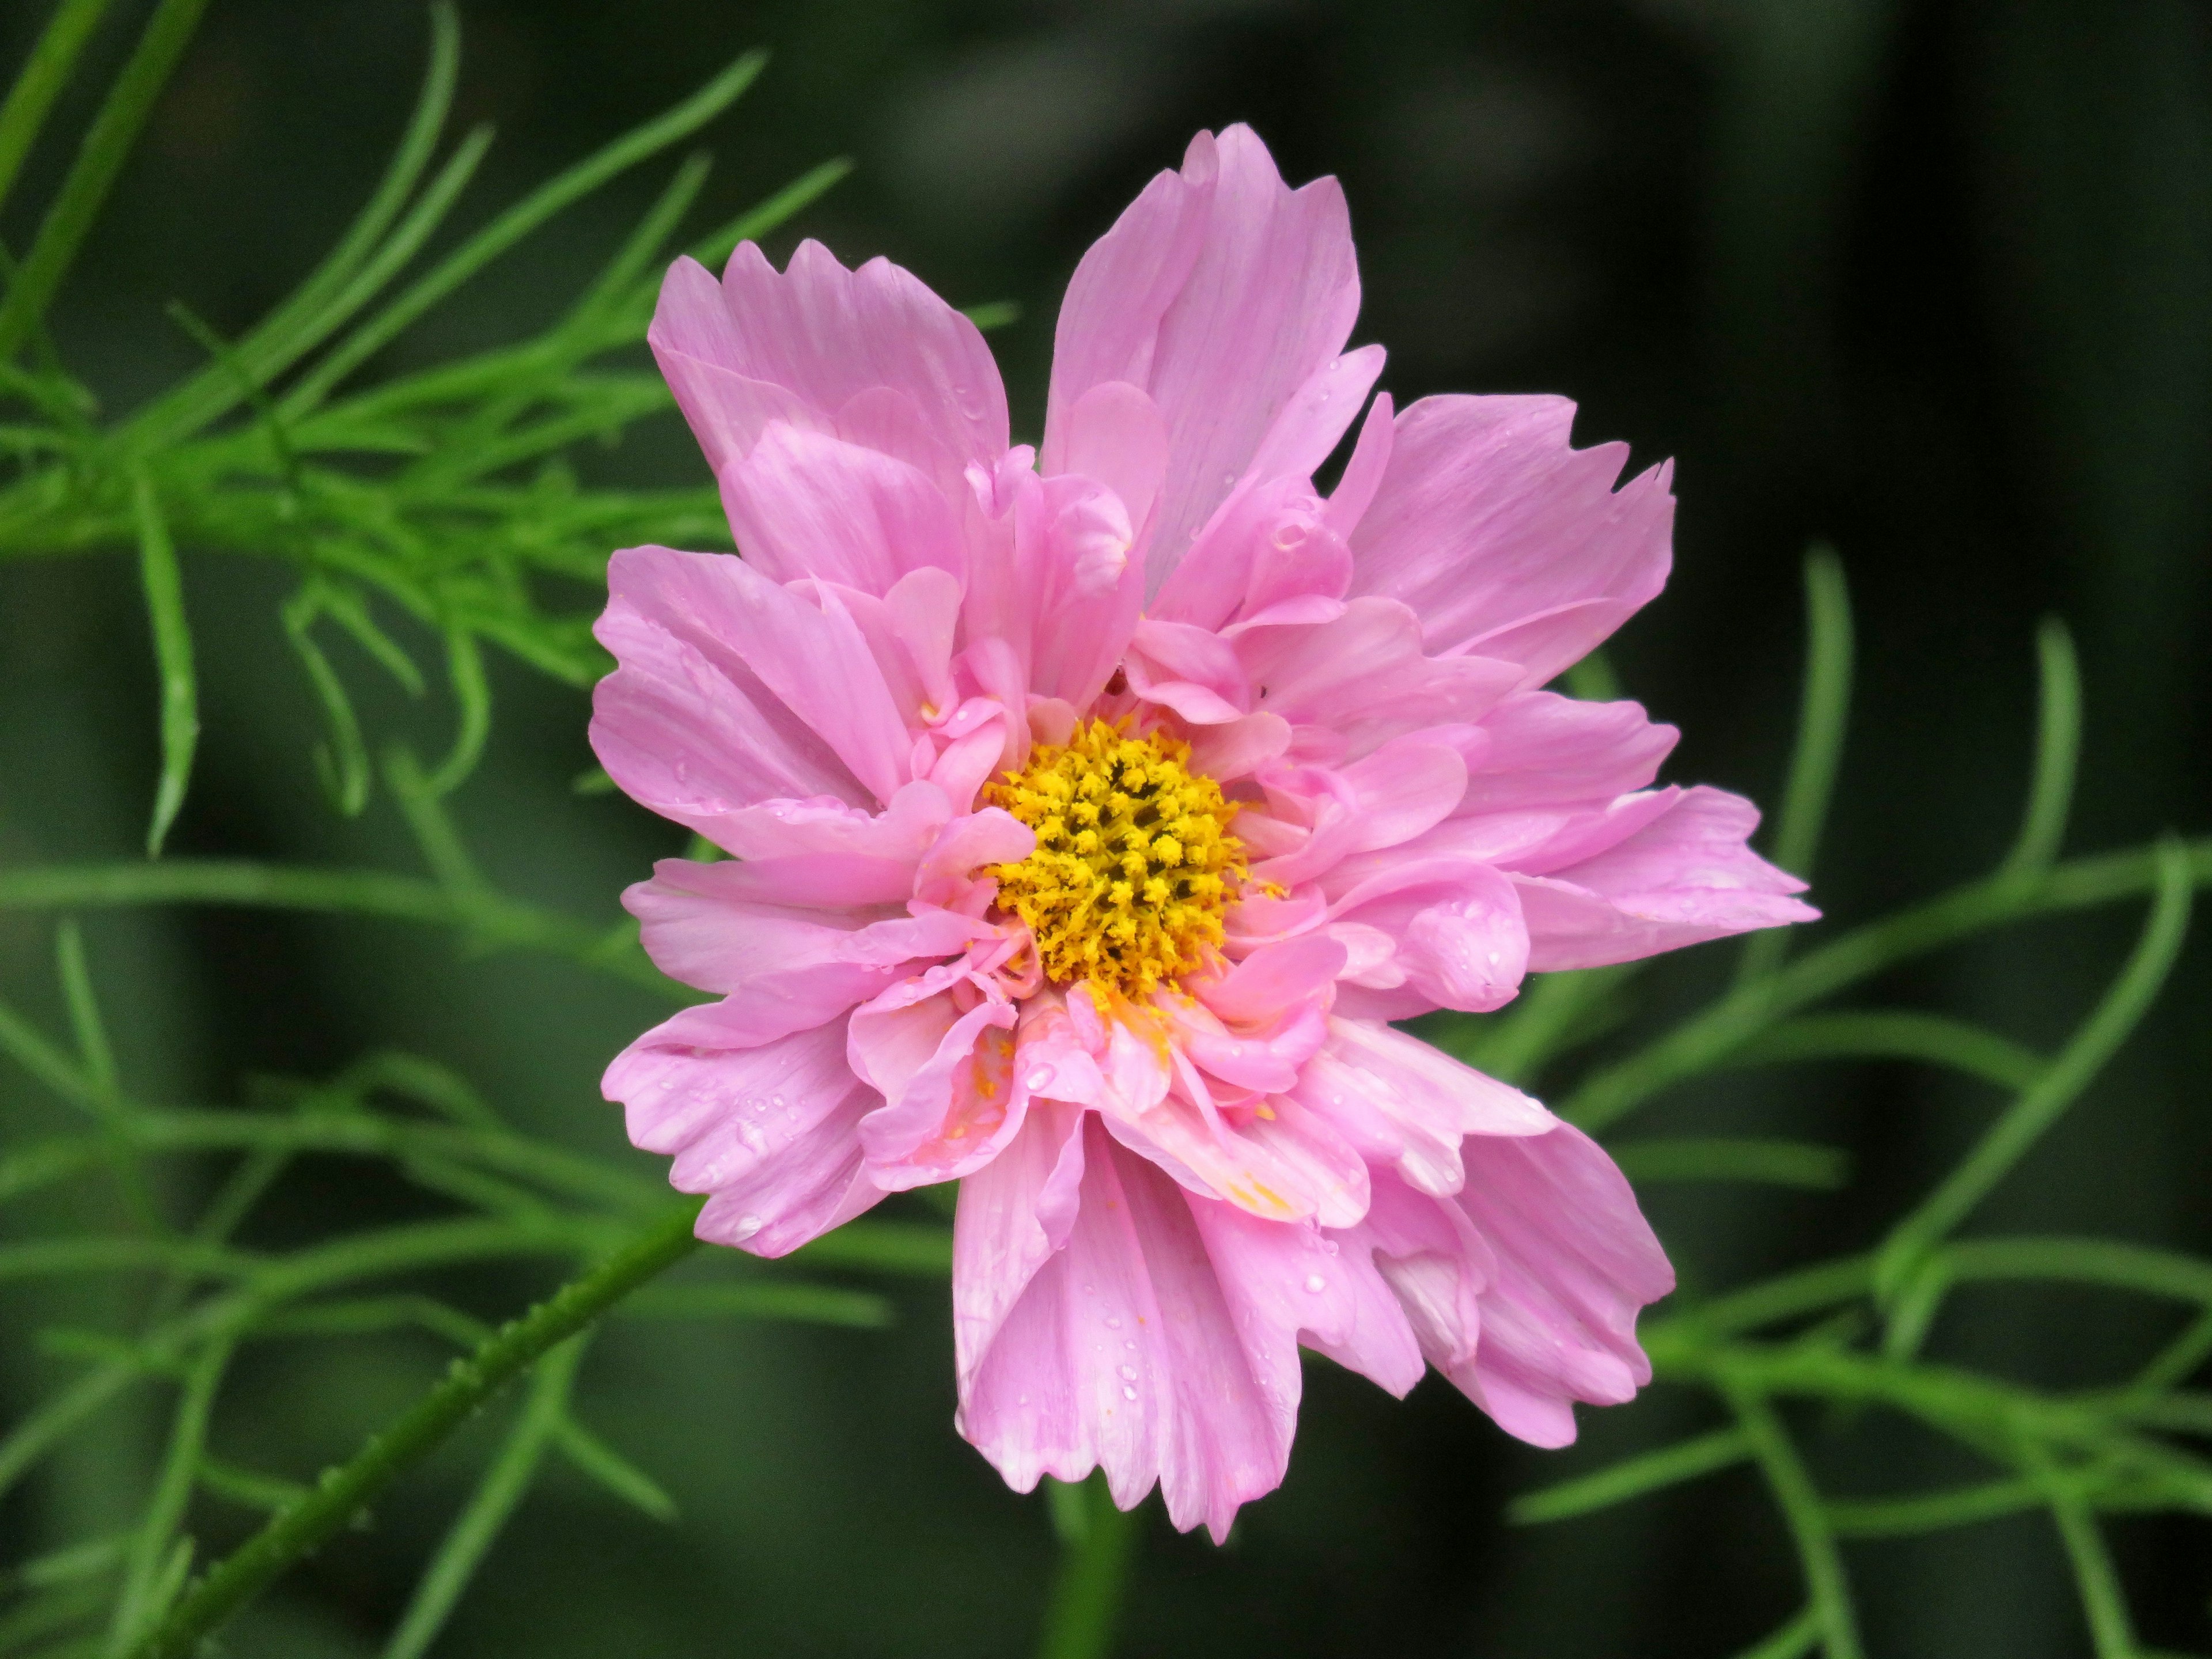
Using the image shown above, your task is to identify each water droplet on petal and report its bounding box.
[1025,1065,1056,1093]
[1304,1274,1328,1294]
[732,1214,763,1241]
[1122,1384,1139,1401]
[1119,1364,1138,1382]
[1104,1316,1122,1330]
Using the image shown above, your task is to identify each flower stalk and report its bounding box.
[125,1200,704,1659]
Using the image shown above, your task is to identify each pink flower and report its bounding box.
[593,126,1815,1540]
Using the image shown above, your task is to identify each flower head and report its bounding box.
[593,126,1816,1539]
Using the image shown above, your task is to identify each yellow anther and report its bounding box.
[985,719,1248,998]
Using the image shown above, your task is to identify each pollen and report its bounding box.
[986,720,1247,998]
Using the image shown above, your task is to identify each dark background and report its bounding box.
[1,1,2207,1654]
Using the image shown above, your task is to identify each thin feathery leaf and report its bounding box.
[132,474,198,856]
[0,0,214,362]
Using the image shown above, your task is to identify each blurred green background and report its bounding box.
[1,0,2207,1654]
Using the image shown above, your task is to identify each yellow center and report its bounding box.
[985,720,1247,998]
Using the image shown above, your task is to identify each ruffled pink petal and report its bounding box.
[645,256,825,474]
[606,1019,884,1257]
[1512,786,1819,971]
[718,423,968,596]
[959,459,1149,715]
[1190,934,1347,1024]
[1345,395,1674,683]
[954,1114,1300,1541]
[1045,126,1364,595]
[1294,1018,1552,1198]
[1320,391,1394,536]
[1459,691,1678,813]
[593,546,916,811]
[1327,1166,1493,1374]
[1150,472,1354,635]
[1046,380,1170,552]
[668,782,953,907]
[592,546,870,832]
[1190,1192,1425,1402]
[1323,858,1530,1019]
[1091,1062,1370,1231]
[849,967,1027,1185]
[1237,598,1521,760]
[651,241,1008,472]
[1440,1122,1675,1447]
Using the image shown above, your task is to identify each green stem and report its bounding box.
[1035,1474,1141,1659]
[1722,1384,1862,1659]
[126,1200,703,1659]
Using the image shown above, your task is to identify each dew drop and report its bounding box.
[1104,1315,1122,1330]
[732,1214,764,1241]
[1304,1274,1328,1294]
[1118,1364,1138,1382]
[1122,1384,1139,1401]
[1025,1065,1056,1093]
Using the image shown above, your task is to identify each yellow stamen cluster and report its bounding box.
[986,721,1247,998]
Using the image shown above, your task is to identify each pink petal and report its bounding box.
[591,546,869,832]
[1327,1165,1494,1372]
[1460,691,1678,813]
[719,423,967,597]
[627,860,977,989]
[1040,379,1170,544]
[1238,598,1521,759]
[679,782,953,907]
[1046,126,1364,596]
[605,1018,884,1257]
[1320,391,1394,536]
[1514,786,1819,971]
[645,256,826,473]
[1322,858,1530,1018]
[652,241,1008,469]
[1441,1122,1675,1447]
[1093,1062,1369,1230]
[1346,394,1675,683]
[952,1099,1089,1395]
[852,978,1025,1186]
[1151,473,1350,635]
[954,1115,1299,1541]
[594,546,916,811]
[1190,1194,1425,1402]
[1295,1018,1552,1198]
[1190,934,1347,1024]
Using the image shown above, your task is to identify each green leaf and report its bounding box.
[1738,547,1852,982]
[2000,618,2083,878]
[1611,1138,1849,1190]
[133,474,198,856]
[620,1281,892,1328]
[0,0,214,363]
[1509,1427,1753,1524]
[1877,841,2195,1300]
[283,48,770,417]
[0,0,119,222]
[548,1414,677,1524]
